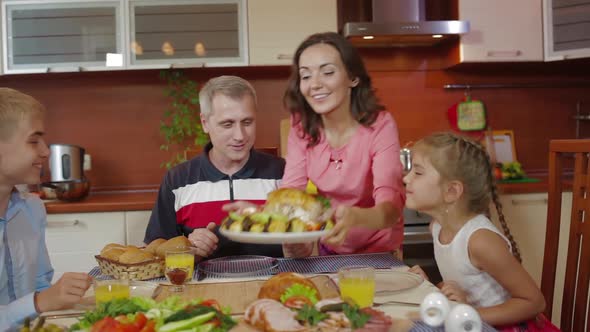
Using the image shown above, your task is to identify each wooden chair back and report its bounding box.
[541,139,590,331]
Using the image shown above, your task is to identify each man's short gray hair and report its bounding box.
[199,75,257,118]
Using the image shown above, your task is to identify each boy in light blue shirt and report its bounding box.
[0,88,92,330]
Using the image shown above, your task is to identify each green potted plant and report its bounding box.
[159,69,209,168]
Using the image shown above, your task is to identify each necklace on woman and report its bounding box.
[324,118,357,171]
[329,149,345,170]
[329,157,343,170]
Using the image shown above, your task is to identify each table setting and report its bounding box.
[34,188,498,331]
[41,252,496,332]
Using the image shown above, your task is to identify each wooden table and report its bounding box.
[44,253,498,331]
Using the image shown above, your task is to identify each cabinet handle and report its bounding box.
[486,50,522,57]
[510,198,547,206]
[46,67,83,73]
[170,63,205,69]
[47,220,81,228]
[276,54,293,60]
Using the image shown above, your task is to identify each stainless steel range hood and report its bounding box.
[343,0,470,47]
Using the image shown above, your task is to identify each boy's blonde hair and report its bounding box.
[413,132,522,262]
[0,88,44,141]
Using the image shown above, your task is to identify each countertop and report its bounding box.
[44,191,157,214]
[44,177,563,214]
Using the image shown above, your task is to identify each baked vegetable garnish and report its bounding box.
[221,188,335,233]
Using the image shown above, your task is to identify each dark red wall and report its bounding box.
[1,53,588,190]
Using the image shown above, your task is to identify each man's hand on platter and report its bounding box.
[188,222,219,258]
[221,201,259,214]
[36,272,92,312]
[282,242,314,258]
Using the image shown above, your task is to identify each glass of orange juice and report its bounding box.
[338,266,376,308]
[94,279,130,305]
[165,249,195,292]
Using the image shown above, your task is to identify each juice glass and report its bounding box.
[94,279,130,305]
[165,249,195,292]
[338,266,376,308]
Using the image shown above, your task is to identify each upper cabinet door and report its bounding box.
[544,0,590,61]
[248,0,337,66]
[1,4,4,75]
[459,0,544,62]
[2,0,124,74]
[128,0,248,69]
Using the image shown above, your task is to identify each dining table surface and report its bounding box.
[44,253,497,332]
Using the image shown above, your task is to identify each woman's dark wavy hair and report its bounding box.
[283,32,385,147]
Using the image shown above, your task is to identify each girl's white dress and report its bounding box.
[432,214,511,307]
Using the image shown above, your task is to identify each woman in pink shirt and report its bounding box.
[281,32,405,256]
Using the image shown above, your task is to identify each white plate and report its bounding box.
[374,270,424,295]
[219,228,328,244]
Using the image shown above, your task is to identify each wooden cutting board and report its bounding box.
[153,275,339,315]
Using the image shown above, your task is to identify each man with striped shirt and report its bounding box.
[144,76,285,260]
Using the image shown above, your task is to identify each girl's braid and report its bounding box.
[457,136,522,263]
[490,177,522,262]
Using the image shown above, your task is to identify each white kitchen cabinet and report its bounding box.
[1,4,4,75]
[1,0,248,74]
[543,0,590,61]
[493,193,549,285]
[458,0,544,62]
[45,212,125,282]
[125,210,151,246]
[492,192,572,327]
[128,0,248,69]
[2,0,125,74]
[247,0,337,66]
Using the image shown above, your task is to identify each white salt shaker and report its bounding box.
[420,292,450,327]
[444,304,482,332]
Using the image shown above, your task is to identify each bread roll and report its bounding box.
[100,243,126,256]
[118,247,155,264]
[156,236,192,258]
[145,238,166,255]
[101,247,126,261]
[258,272,320,302]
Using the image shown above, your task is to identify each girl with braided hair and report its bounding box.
[404,132,556,330]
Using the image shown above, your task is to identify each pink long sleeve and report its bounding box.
[369,112,405,212]
[280,111,405,255]
[280,117,309,191]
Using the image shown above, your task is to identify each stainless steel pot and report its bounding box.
[49,144,85,182]
[400,147,412,173]
[42,179,90,201]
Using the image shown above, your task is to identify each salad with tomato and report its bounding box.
[70,297,235,332]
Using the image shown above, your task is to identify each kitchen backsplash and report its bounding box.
[0,57,588,190]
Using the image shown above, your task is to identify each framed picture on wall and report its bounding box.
[483,130,517,163]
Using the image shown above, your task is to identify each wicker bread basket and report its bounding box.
[95,255,164,280]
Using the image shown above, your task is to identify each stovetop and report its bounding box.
[403,207,432,226]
